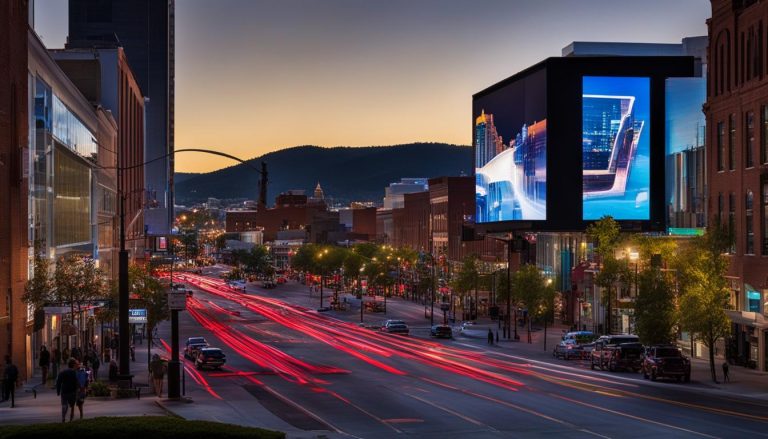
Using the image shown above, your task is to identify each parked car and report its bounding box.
[605,342,644,372]
[381,320,409,335]
[590,335,640,370]
[195,347,226,370]
[554,331,597,360]
[262,280,276,289]
[459,321,476,333]
[642,345,691,382]
[184,337,209,359]
[430,325,453,339]
[276,276,287,284]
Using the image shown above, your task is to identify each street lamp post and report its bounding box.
[109,148,266,394]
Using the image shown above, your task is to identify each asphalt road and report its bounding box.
[155,269,768,439]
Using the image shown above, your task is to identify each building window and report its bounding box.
[717,121,725,171]
[763,183,768,255]
[729,192,736,254]
[762,105,768,164]
[746,191,754,255]
[718,192,724,225]
[729,114,736,170]
[746,111,755,168]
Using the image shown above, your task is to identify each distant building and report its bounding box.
[67,0,175,239]
[383,178,428,209]
[225,210,259,233]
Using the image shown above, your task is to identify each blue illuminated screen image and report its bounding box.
[582,76,651,220]
[475,69,547,223]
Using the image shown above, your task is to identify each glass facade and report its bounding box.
[52,95,98,161]
[53,145,92,247]
[32,78,52,248]
[29,74,99,254]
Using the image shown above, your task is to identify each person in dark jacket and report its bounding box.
[39,345,51,384]
[2,355,19,408]
[56,359,79,422]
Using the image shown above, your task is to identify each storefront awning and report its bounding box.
[726,310,768,329]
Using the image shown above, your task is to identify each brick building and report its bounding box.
[0,0,29,381]
[706,0,768,371]
[427,176,505,264]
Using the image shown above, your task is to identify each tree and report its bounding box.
[23,241,53,312]
[587,215,621,262]
[451,255,479,320]
[129,263,167,344]
[634,267,676,345]
[587,216,627,334]
[53,255,105,347]
[594,257,632,335]
[512,264,554,343]
[677,226,731,382]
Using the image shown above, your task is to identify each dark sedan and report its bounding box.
[430,325,453,339]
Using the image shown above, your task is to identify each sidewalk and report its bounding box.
[0,328,166,425]
[0,381,167,425]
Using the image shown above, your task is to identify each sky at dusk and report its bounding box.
[34,0,711,173]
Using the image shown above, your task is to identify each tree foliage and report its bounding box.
[512,264,555,343]
[634,267,676,345]
[677,226,731,382]
[52,255,105,341]
[23,241,53,309]
[586,215,621,261]
[129,264,168,337]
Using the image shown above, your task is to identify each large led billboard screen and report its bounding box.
[582,76,651,220]
[475,68,547,223]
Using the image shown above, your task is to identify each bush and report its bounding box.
[89,380,111,397]
[0,416,285,439]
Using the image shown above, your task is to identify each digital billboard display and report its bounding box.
[475,68,547,223]
[582,76,651,220]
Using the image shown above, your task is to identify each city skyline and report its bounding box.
[34,0,710,173]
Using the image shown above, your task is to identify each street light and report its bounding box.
[105,147,266,397]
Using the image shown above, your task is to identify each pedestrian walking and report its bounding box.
[722,361,730,383]
[110,336,119,360]
[56,359,79,422]
[75,362,89,420]
[487,328,494,345]
[62,347,70,364]
[2,355,19,408]
[150,354,167,397]
[52,346,61,382]
[107,356,118,382]
[39,345,51,385]
[90,352,100,380]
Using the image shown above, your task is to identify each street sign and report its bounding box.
[168,291,187,310]
[129,308,148,324]
[440,303,450,311]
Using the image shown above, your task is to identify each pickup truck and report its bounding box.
[590,335,640,371]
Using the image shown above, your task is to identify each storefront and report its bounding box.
[726,310,767,371]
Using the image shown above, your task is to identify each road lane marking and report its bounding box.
[453,342,768,423]
[418,376,610,438]
[549,392,719,438]
[404,391,498,432]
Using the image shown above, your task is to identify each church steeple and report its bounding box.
[314,182,325,200]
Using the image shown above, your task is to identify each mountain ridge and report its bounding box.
[174,143,472,205]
